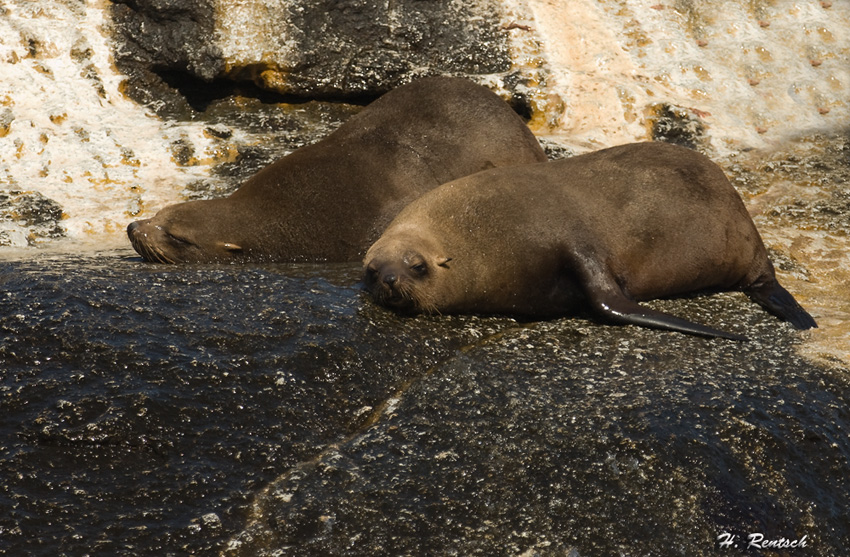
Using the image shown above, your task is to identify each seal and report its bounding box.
[363,142,818,340]
[127,77,546,264]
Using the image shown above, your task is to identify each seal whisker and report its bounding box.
[153,245,175,264]
[138,241,155,263]
[412,286,440,315]
[142,241,173,264]
[141,242,158,263]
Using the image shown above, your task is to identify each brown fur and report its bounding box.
[364,142,817,339]
[127,77,546,264]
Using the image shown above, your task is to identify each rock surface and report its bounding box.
[110,0,513,111]
[1,253,847,556]
[225,295,849,555]
[0,190,65,246]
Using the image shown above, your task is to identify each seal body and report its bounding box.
[127,77,546,264]
[363,142,817,340]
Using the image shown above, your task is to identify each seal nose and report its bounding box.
[383,273,398,287]
[127,219,151,239]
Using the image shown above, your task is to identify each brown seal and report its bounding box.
[127,77,546,264]
[363,142,817,340]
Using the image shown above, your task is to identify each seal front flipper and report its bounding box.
[571,253,748,341]
[588,291,749,341]
[745,279,818,330]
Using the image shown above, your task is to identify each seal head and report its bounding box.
[127,199,249,264]
[363,227,452,313]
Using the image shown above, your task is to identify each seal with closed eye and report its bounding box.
[127,77,546,263]
[363,142,817,340]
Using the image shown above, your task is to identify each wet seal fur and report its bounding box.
[127,77,546,264]
[363,142,818,340]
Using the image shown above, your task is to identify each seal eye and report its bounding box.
[410,262,428,276]
[166,232,192,246]
[365,266,378,283]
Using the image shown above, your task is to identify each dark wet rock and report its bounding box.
[0,190,65,246]
[110,0,511,115]
[648,102,708,150]
[183,98,362,200]
[1,252,847,555]
[169,137,196,166]
[502,69,540,121]
[228,295,850,556]
[109,0,220,118]
[539,137,576,161]
[0,253,513,555]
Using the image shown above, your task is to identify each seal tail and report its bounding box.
[745,280,818,330]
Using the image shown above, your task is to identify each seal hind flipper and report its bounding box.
[745,280,818,330]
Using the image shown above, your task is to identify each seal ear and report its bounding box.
[436,257,452,268]
[218,242,243,252]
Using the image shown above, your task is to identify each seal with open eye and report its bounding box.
[127,77,546,263]
[363,142,817,340]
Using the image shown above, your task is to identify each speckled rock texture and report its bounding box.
[110,0,511,110]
